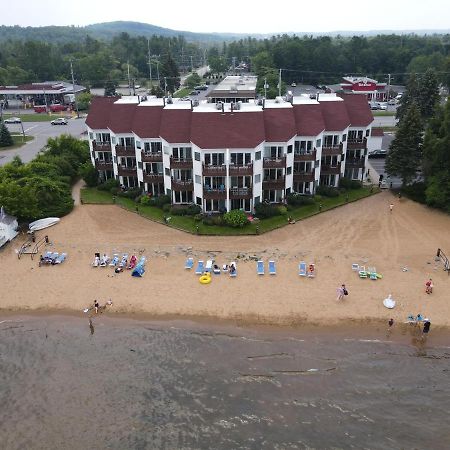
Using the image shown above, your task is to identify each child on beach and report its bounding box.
[425,278,433,294]
[336,284,348,301]
[389,203,394,212]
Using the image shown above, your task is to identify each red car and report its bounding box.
[33,105,47,113]
[50,104,67,113]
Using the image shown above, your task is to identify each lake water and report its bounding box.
[0,315,449,449]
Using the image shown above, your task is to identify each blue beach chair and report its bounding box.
[185,257,194,269]
[269,260,276,275]
[299,261,307,277]
[257,260,265,275]
[195,260,204,275]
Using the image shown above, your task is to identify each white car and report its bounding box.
[291,82,297,87]
[51,117,68,125]
[4,117,21,124]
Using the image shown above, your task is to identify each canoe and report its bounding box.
[29,217,60,232]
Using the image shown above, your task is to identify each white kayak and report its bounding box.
[29,217,60,232]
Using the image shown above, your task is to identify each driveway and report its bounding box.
[0,117,87,166]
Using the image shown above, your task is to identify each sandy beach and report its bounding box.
[1,190,449,327]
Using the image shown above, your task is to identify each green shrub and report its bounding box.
[140,195,151,206]
[194,213,203,222]
[339,177,362,190]
[149,194,171,208]
[278,205,288,215]
[316,185,340,197]
[117,187,141,199]
[223,209,249,227]
[170,206,188,216]
[202,215,214,226]
[187,204,201,215]
[98,178,120,191]
[162,203,171,212]
[402,182,426,203]
[212,215,224,226]
[254,202,280,218]
[287,193,315,206]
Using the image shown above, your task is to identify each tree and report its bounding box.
[79,161,99,187]
[76,92,92,111]
[160,54,180,94]
[104,79,117,97]
[418,68,440,120]
[184,72,201,88]
[0,122,14,147]
[208,56,228,75]
[396,73,419,122]
[386,102,423,187]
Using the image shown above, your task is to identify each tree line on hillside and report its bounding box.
[386,69,450,212]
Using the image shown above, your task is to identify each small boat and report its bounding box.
[383,294,396,309]
[28,217,60,232]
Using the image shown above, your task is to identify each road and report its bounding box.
[0,117,87,166]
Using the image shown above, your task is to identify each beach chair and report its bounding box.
[222,264,229,272]
[307,263,315,278]
[184,257,194,270]
[229,261,237,277]
[195,260,204,275]
[205,260,213,273]
[351,263,359,271]
[54,253,67,264]
[298,261,307,277]
[92,252,100,267]
[359,265,368,278]
[213,264,221,274]
[128,255,137,270]
[269,260,276,275]
[109,253,119,267]
[119,253,128,268]
[257,260,265,275]
[368,267,377,280]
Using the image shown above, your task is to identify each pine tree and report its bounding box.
[0,122,14,147]
[160,54,180,94]
[104,79,117,97]
[396,73,419,122]
[418,68,440,120]
[386,102,423,186]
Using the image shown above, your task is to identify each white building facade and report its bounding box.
[86,93,374,213]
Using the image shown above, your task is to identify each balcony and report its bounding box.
[141,151,163,163]
[293,172,315,183]
[294,150,316,162]
[117,165,137,177]
[345,158,365,168]
[263,156,286,169]
[262,177,286,190]
[143,172,164,184]
[115,145,135,157]
[229,187,253,199]
[92,141,112,152]
[203,187,227,200]
[229,163,253,176]
[171,179,194,191]
[203,164,226,176]
[321,164,341,175]
[170,157,193,169]
[322,144,343,156]
[346,138,367,150]
[94,160,113,171]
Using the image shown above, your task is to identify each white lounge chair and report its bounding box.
[269,260,276,275]
[100,254,109,267]
[109,253,119,267]
[54,253,67,264]
[205,260,213,273]
[257,260,264,275]
[351,263,359,271]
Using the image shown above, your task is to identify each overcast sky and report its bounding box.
[2,0,449,34]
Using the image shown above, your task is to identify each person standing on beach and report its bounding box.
[388,318,394,327]
[336,284,347,301]
[425,278,433,294]
[389,203,394,212]
[423,319,431,334]
[94,300,99,314]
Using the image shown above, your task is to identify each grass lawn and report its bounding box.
[0,135,34,151]
[173,87,191,98]
[81,186,379,235]
[2,113,68,122]
[372,110,396,116]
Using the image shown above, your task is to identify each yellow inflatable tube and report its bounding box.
[199,273,212,284]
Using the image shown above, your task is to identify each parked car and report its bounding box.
[4,117,21,124]
[368,149,387,158]
[50,104,67,113]
[50,117,68,125]
[34,105,48,113]
[189,91,199,95]
[388,99,397,105]
[370,103,380,110]
[194,85,208,90]
[291,82,297,87]
[377,102,388,110]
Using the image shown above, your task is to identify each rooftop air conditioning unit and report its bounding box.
[216,102,223,110]
[193,99,199,107]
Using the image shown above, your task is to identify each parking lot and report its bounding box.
[0,116,86,166]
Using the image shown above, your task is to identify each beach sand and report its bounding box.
[1,190,449,327]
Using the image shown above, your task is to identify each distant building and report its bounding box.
[207,75,258,103]
[340,76,387,102]
[86,92,374,214]
[368,128,384,153]
[0,207,18,248]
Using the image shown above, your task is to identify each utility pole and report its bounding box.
[232,56,236,74]
[156,58,160,85]
[70,59,79,118]
[147,39,152,88]
[264,77,268,99]
[386,73,393,102]
[127,62,131,95]
[278,68,282,97]
[164,77,167,97]
[190,55,194,73]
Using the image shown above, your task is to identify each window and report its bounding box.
[138,161,142,169]
[255,174,261,183]
[165,168,170,176]
[173,146,192,160]
[287,145,293,154]
[136,141,141,149]
[195,152,200,161]
[287,166,292,175]
[316,138,321,148]
[112,137,116,145]
[342,134,346,142]
[366,129,370,137]
[164,146,170,155]
[195,175,201,184]
[196,196,202,206]
[151,142,162,153]
[255,151,261,161]
[255,196,260,206]
[89,132,94,140]
[230,153,249,165]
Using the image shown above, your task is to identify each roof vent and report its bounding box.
[167,95,173,104]
[193,99,199,107]
[216,101,223,110]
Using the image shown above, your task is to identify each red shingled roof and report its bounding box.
[319,99,351,131]
[263,108,296,142]
[339,94,374,127]
[160,109,192,143]
[190,112,265,149]
[293,104,325,136]
[371,128,384,137]
[108,103,137,134]
[85,97,118,130]
[132,106,163,138]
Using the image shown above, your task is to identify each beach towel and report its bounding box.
[132,256,146,277]
[128,255,137,269]
[368,267,378,280]
[299,261,307,277]
[269,260,276,275]
[54,253,67,264]
[184,257,194,270]
[257,260,265,275]
[229,261,237,277]
[195,260,204,275]
[100,254,109,267]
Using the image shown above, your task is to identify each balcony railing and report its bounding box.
[203,187,227,200]
[293,172,315,183]
[141,151,163,163]
[346,138,367,150]
[143,173,164,184]
[263,156,286,169]
[92,141,112,152]
[322,144,343,156]
[117,165,137,176]
[345,158,365,168]
[262,176,286,190]
[229,187,253,199]
[202,164,226,176]
[94,160,113,171]
[294,149,316,162]
[321,164,341,175]
[229,163,253,176]
[171,179,194,191]
[170,157,193,169]
[115,145,135,156]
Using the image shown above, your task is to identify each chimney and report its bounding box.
[222,102,224,113]
[190,99,193,111]
[262,99,265,109]
[163,97,166,107]
[230,103,233,113]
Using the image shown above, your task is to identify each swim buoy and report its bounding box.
[199,274,212,284]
